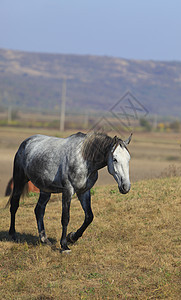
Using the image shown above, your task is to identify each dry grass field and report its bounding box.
[0,177,180,299]
[0,127,181,299]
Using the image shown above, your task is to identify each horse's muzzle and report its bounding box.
[119,183,131,194]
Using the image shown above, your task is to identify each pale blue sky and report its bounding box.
[0,0,181,61]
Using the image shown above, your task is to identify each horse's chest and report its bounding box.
[69,164,98,193]
[69,164,87,189]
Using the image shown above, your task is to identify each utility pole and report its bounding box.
[60,78,66,132]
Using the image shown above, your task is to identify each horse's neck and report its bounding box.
[80,134,110,171]
[97,160,107,170]
[88,158,107,173]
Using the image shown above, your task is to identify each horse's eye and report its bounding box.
[113,158,117,163]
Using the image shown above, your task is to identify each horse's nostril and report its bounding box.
[119,182,131,194]
[122,184,126,191]
[124,183,130,191]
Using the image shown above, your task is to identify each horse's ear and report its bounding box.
[113,135,118,144]
[124,133,133,145]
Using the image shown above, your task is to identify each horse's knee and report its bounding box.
[34,204,45,222]
[86,212,94,225]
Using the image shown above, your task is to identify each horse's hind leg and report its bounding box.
[60,190,72,252]
[9,173,27,240]
[34,191,51,245]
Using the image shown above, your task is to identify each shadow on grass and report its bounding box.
[0,230,57,246]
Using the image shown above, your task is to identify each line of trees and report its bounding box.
[139,118,181,132]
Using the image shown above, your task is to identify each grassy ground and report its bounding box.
[0,177,180,299]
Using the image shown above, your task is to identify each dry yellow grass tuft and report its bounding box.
[0,177,180,299]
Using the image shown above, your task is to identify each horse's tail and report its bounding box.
[5,177,13,196]
[5,182,29,209]
[5,192,12,208]
[21,182,29,199]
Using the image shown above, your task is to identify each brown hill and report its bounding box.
[0,48,181,116]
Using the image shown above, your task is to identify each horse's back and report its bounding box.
[22,132,85,150]
[16,133,86,165]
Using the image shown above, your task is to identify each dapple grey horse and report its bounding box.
[8,132,132,252]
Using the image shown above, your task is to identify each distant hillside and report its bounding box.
[0,48,181,116]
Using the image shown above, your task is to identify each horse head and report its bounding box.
[107,134,132,194]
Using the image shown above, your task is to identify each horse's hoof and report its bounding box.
[60,248,71,254]
[39,230,52,245]
[40,235,52,245]
[41,238,52,246]
[60,244,71,253]
[67,232,76,244]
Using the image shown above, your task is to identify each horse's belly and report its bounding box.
[31,180,64,193]
[27,170,64,193]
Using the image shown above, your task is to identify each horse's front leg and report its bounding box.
[67,190,93,244]
[60,191,72,252]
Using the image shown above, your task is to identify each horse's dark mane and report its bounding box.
[82,132,113,162]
